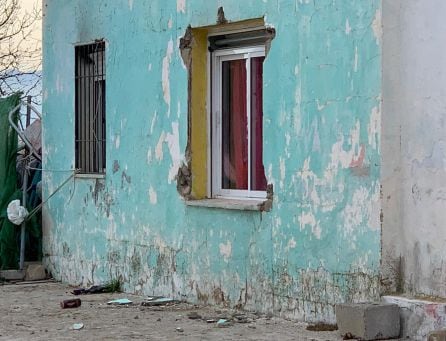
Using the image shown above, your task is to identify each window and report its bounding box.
[75,41,106,174]
[211,33,267,199]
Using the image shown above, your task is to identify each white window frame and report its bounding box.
[211,45,267,200]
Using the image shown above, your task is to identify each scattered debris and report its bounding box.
[175,327,183,333]
[141,296,176,306]
[7,200,28,225]
[248,325,256,329]
[72,280,121,295]
[306,323,338,332]
[107,298,132,305]
[72,323,84,330]
[206,319,217,323]
[216,319,231,328]
[233,313,249,323]
[343,332,355,340]
[60,299,81,309]
[187,311,202,320]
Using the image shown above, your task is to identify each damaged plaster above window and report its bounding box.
[177,25,193,200]
[176,162,192,198]
[176,9,275,211]
[217,7,228,25]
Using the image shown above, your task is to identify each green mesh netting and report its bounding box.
[0,93,21,269]
[0,94,43,270]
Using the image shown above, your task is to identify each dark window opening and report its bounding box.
[75,41,106,174]
[208,29,270,51]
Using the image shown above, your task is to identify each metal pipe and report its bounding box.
[19,162,28,270]
[26,96,31,127]
[22,99,42,119]
[8,103,41,161]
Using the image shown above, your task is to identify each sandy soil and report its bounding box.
[0,281,344,340]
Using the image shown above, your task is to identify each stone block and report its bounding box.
[25,263,46,281]
[335,303,400,340]
[429,330,446,341]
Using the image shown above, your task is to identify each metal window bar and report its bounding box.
[75,41,106,174]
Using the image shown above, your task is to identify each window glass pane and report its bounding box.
[250,56,267,191]
[221,59,248,190]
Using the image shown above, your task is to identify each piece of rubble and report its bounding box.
[187,311,202,320]
[216,319,231,328]
[141,297,175,306]
[72,323,84,330]
[233,314,249,323]
[60,299,81,309]
[107,298,132,305]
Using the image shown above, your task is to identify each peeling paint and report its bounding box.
[371,9,382,46]
[298,211,321,239]
[176,0,186,13]
[166,122,182,183]
[343,187,372,236]
[150,111,157,135]
[149,186,157,204]
[162,39,174,117]
[345,19,351,35]
[42,0,382,324]
[368,106,380,150]
[219,241,232,262]
[287,237,297,250]
[155,131,166,161]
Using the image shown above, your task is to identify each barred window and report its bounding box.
[75,41,106,174]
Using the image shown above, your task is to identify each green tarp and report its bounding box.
[0,94,21,269]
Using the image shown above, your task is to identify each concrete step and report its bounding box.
[383,295,446,340]
[0,270,25,281]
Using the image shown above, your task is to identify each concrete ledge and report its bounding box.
[429,330,446,341]
[185,198,268,211]
[0,270,25,281]
[383,295,446,340]
[335,303,400,340]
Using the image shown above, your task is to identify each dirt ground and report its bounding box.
[0,281,345,340]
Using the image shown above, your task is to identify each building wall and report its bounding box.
[382,0,446,297]
[42,0,381,322]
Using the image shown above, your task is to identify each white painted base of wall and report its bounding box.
[383,295,446,340]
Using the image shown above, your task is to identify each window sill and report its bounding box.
[184,198,271,212]
[75,173,106,179]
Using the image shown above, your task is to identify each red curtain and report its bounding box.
[251,57,267,191]
[222,59,248,190]
[221,57,266,191]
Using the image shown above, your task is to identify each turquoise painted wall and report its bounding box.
[42,0,381,322]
